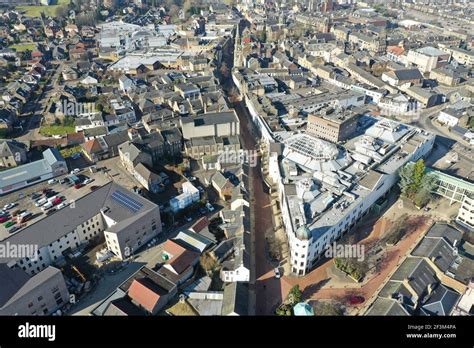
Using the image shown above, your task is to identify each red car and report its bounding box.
[74,183,84,189]
[52,197,62,205]
[0,216,10,223]
[348,295,365,305]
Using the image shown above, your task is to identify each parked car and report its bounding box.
[59,178,67,184]
[42,202,53,211]
[70,168,80,175]
[188,176,197,182]
[348,295,365,305]
[197,186,204,194]
[206,203,215,212]
[274,268,281,279]
[83,178,93,185]
[8,225,21,233]
[31,192,41,200]
[3,203,16,210]
[35,198,48,207]
[47,179,57,185]
[4,221,16,228]
[199,207,207,215]
[56,202,68,210]
[90,185,100,191]
[45,191,56,198]
[0,216,10,223]
[74,183,84,189]
[185,216,192,222]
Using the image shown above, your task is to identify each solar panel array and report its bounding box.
[111,190,143,213]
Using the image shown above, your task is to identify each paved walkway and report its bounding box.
[280,215,433,314]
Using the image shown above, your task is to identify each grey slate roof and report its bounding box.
[421,284,460,316]
[0,265,62,309]
[222,281,248,316]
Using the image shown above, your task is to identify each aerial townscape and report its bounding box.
[0,0,472,322]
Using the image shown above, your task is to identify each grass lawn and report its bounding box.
[39,125,75,136]
[16,0,70,17]
[9,43,37,52]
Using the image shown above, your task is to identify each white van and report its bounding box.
[35,198,47,207]
[47,196,57,203]
[48,179,57,185]
[42,202,53,211]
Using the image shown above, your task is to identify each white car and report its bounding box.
[56,202,68,210]
[274,268,281,279]
[83,178,93,185]
[3,203,16,210]
[70,168,80,175]
[206,203,214,212]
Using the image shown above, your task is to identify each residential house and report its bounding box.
[0,140,27,168]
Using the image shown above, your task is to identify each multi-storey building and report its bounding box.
[456,194,473,231]
[0,182,162,275]
[269,118,435,276]
[406,47,451,73]
[0,265,69,315]
[306,107,360,143]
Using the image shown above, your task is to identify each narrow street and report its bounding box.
[217,20,283,315]
[233,101,283,315]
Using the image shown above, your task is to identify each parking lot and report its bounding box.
[0,169,111,241]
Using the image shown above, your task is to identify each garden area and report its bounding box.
[333,257,368,282]
[16,0,70,17]
[8,43,37,52]
[59,145,82,159]
[40,115,76,136]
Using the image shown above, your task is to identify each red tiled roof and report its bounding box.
[81,139,102,154]
[387,46,404,56]
[191,217,209,233]
[163,239,187,258]
[67,132,85,145]
[169,249,199,274]
[163,240,199,274]
[128,278,161,313]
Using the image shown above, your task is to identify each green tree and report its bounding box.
[275,304,292,316]
[399,159,435,206]
[287,285,302,305]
